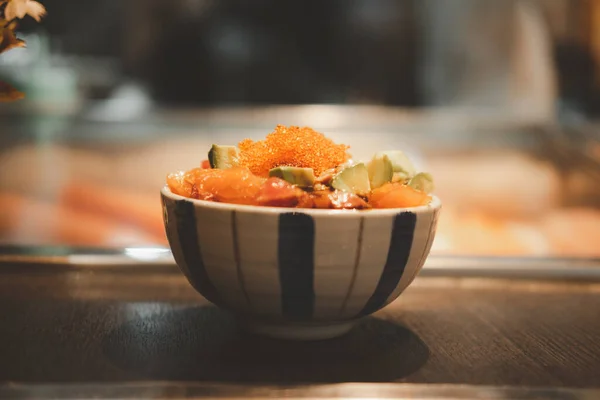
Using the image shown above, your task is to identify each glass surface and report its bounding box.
[1,0,599,258]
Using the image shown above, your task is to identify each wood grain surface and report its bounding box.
[0,267,599,388]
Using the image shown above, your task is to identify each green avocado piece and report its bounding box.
[208,145,239,169]
[331,163,371,195]
[367,154,394,189]
[391,172,410,184]
[269,166,315,188]
[408,172,435,194]
[375,150,416,179]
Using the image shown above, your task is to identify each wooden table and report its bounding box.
[1,261,599,398]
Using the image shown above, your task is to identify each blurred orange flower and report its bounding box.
[0,0,45,101]
[3,0,46,22]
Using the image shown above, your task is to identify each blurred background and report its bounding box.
[1,0,600,257]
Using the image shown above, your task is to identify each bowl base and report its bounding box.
[241,320,356,341]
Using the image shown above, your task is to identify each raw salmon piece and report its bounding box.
[255,177,306,207]
[370,183,431,208]
[198,167,264,205]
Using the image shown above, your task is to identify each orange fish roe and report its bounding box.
[237,125,350,177]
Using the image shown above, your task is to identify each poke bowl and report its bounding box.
[161,125,441,340]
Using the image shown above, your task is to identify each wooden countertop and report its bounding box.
[1,264,599,391]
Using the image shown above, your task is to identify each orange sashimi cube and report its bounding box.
[197,167,265,205]
[166,168,205,198]
[370,183,431,208]
[256,177,308,207]
[167,167,263,203]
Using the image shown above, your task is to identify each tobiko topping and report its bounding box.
[238,125,350,177]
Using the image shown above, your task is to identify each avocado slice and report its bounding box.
[376,150,416,179]
[208,145,240,169]
[331,163,371,196]
[367,154,393,189]
[408,172,435,194]
[269,166,315,188]
[391,172,410,184]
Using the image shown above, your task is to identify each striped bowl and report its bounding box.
[161,186,441,340]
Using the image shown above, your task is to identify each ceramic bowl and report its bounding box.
[161,186,441,340]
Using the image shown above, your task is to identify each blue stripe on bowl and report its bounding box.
[409,207,439,283]
[174,200,222,305]
[162,196,193,280]
[384,210,434,303]
[357,212,417,317]
[278,212,315,320]
[233,211,282,317]
[231,210,253,309]
[339,216,365,315]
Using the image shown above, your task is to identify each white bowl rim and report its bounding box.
[161,186,441,216]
